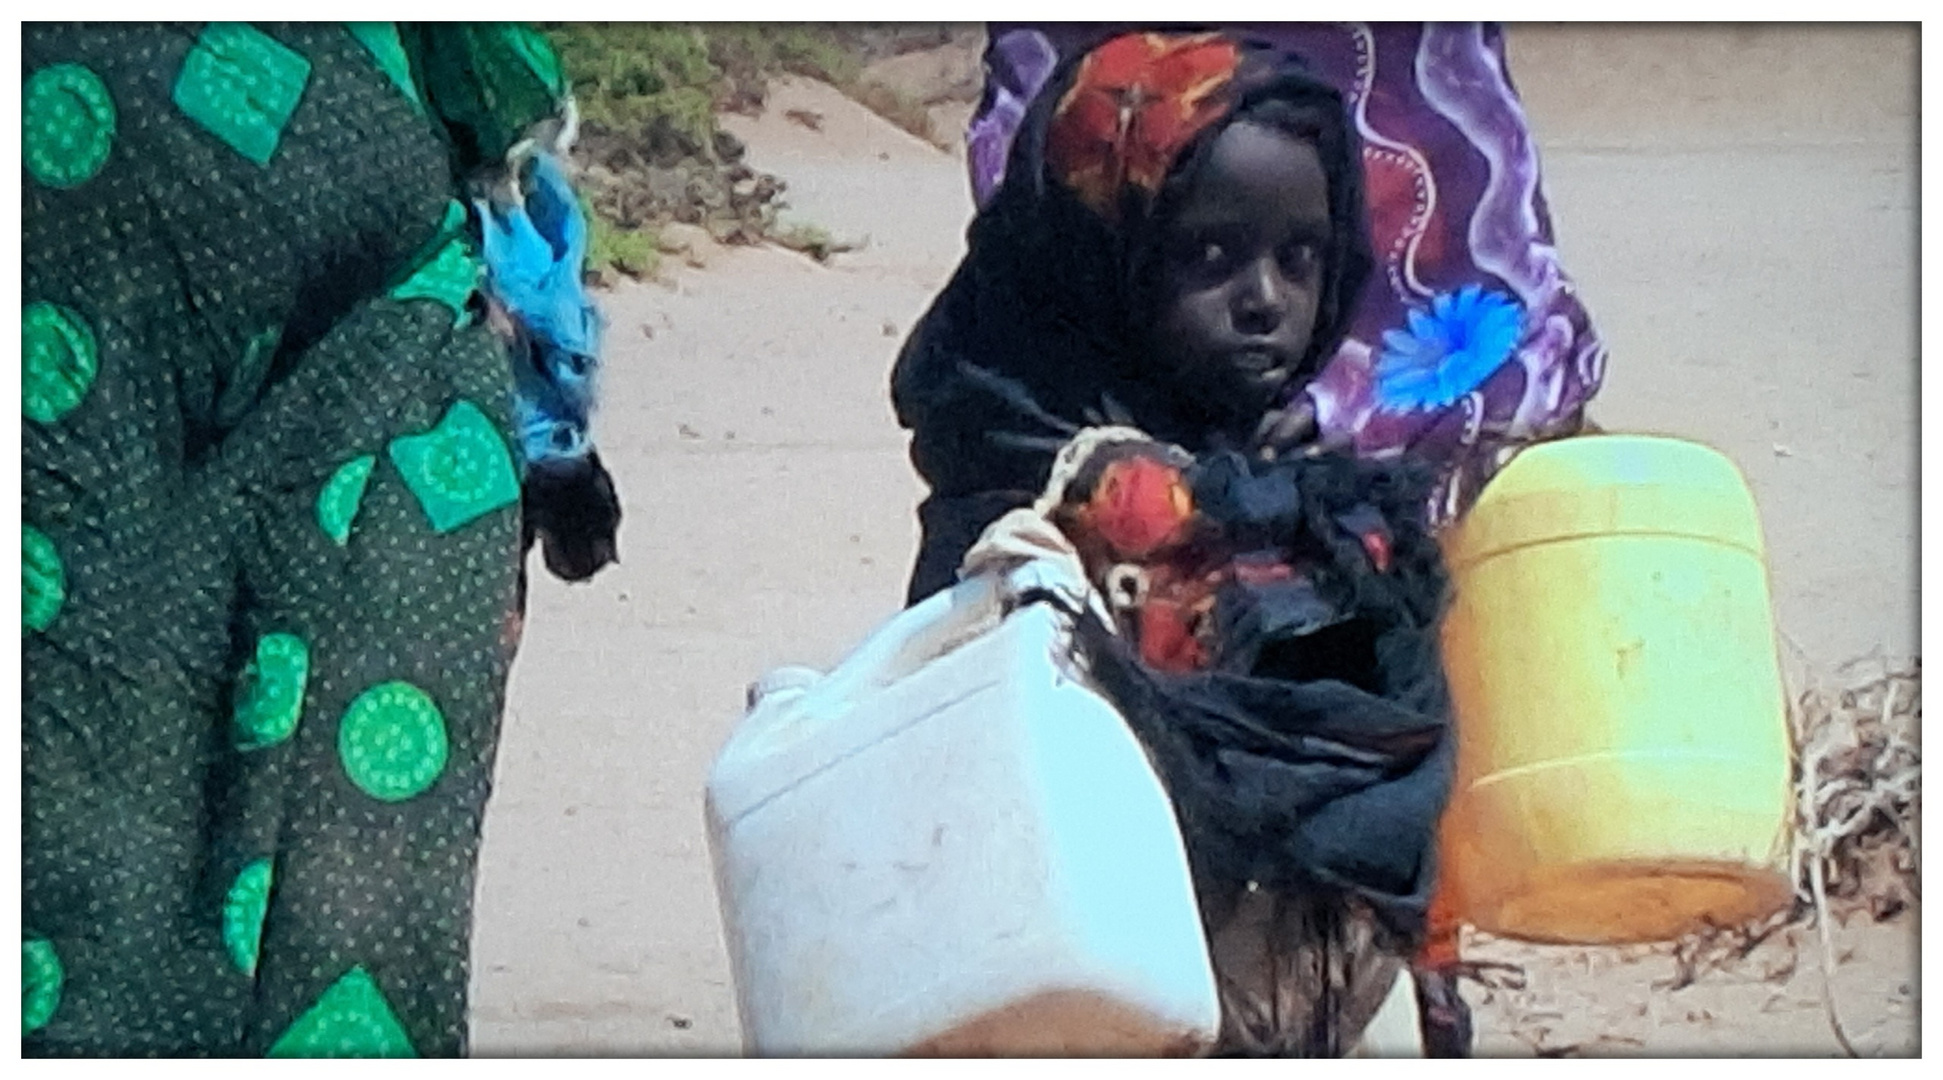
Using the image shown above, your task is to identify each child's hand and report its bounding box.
[1252,397,1352,460]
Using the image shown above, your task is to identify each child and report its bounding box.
[893,31,1454,1056]
[894,31,1374,603]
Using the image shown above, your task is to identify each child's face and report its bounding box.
[1146,120,1331,433]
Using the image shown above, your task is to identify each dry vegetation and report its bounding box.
[544,23,981,282]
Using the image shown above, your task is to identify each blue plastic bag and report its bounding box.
[477,151,603,465]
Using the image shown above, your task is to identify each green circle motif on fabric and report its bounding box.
[316,455,378,547]
[338,681,449,802]
[233,633,310,750]
[23,935,63,1036]
[23,301,100,424]
[23,525,67,634]
[221,857,274,976]
[24,63,117,189]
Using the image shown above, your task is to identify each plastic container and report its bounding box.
[1437,435,1794,944]
[705,575,1222,1056]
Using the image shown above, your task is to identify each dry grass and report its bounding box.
[1784,652,1919,1055]
[1785,653,1920,919]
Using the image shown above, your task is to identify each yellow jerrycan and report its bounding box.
[1437,435,1794,943]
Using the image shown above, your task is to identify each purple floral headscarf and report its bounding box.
[971,22,1607,524]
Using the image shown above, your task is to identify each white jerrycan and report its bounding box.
[704,570,1222,1057]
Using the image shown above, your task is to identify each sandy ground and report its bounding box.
[468,27,1919,1056]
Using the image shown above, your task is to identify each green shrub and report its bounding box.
[587,217,661,282]
[703,23,858,88]
[545,23,859,148]
[547,24,721,152]
[577,189,660,282]
[543,24,942,279]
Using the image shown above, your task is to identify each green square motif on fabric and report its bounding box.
[389,233,481,327]
[267,965,416,1057]
[495,23,567,99]
[173,23,312,166]
[387,399,520,534]
[346,23,423,112]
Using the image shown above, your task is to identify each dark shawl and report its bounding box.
[1079,448,1453,944]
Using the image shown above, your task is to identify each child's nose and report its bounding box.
[1232,257,1288,335]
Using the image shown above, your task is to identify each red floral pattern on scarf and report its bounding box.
[1045,32,1240,221]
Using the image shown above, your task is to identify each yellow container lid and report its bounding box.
[1444,435,1767,572]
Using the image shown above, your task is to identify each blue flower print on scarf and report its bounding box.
[1373,284,1523,413]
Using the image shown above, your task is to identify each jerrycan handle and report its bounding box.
[788,574,1006,718]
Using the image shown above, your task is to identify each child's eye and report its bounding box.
[1279,242,1322,276]
[1167,237,1229,277]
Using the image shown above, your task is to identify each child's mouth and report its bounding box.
[1229,348,1293,389]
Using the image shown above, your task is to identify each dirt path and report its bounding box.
[469,34,1919,1056]
[467,79,965,1055]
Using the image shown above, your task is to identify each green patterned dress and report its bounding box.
[23,22,565,1056]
